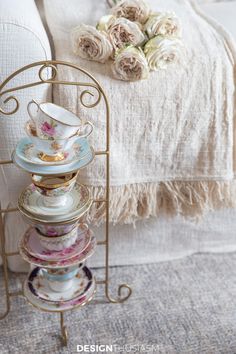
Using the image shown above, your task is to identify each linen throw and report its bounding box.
[43,0,236,225]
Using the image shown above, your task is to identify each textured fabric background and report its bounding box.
[1,253,236,353]
[43,0,236,224]
[43,0,236,185]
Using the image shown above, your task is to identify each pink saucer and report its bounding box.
[21,226,91,261]
[19,235,96,269]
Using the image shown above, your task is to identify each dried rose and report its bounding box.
[71,24,113,63]
[144,36,184,70]
[108,18,145,50]
[97,15,116,32]
[112,46,149,81]
[111,0,150,24]
[144,12,182,39]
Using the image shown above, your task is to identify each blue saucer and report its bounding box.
[12,137,94,175]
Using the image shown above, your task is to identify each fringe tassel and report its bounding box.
[85,181,236,226]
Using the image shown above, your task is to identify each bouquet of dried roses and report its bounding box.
[71,0,184,81]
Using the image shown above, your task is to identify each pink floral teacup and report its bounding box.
[22,215,81,236]
[25,121,81,162]
[37,226,79,251]
[27,100,93,140]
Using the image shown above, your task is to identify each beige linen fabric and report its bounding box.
[43,0,236,224]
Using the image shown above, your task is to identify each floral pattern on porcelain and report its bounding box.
[19,235,96,269]
[27,266,93,304]
[24,280,96,310]
[41,121,57,139]
[38,226,78,251]
[42,266,79,282]
[19,182,90,217]
[35,182,75,198]
[23,143,35,160]
[47,266,79,276]
[38,228,90,256]
[22,225,91,261]
[36,223,78,237]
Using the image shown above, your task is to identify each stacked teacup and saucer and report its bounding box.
[13,100,97,312]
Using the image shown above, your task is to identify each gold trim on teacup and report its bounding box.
[18,182,90,219]
[31,172,78,190]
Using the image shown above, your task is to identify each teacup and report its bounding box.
[36,224,83,251]
[32,173,78,207]
[25,121,80,162]
[42,264,83,292]
[21,214,83,236]
[27,100,93,139]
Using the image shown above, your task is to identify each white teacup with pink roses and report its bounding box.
[27,100,93,140]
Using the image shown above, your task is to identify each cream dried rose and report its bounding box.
[71,24,113,63]
[108,18,145,50]
[97,15,116,32]
[144,36,184,70]
[144,12,182,39]
[112,46,149,81]
[111,0,150,24]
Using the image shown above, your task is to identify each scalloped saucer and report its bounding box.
[19,234,96,268]
[19,197,92,224]
[15,137,89,166]
[18,182,90,218]
[28,266,93,303]
[23,268,96,312]
[21,226,91,261]
[12,138,94,176]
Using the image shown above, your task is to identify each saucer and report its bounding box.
[21,226,91,261]
[16,137,89,166]
[12,139,94,176]
[18,183,90,217]
[28,266,93,303]
[23,270,96,312]
[19,198,93,224]
[19,234,96,268]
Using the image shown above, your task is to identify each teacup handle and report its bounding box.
[27,99,39,123]
[78,121,94,138]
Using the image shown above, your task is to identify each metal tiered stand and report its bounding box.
[0,60,132,346]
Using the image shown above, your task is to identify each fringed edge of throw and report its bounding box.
[85,180,236,226]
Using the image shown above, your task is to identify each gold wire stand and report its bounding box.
[0,60,132,347]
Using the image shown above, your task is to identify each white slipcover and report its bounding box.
[0,0,52,271]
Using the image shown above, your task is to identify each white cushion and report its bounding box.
[0,0,52,271]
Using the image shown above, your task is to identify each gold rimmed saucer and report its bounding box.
[13,141,95,176]
[18,198,93,225]
[18,182,90,218]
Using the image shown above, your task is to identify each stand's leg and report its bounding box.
[0,204,11,319]
[60,312,68,346]
[104,153,132,304]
